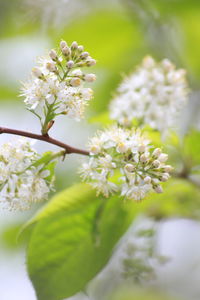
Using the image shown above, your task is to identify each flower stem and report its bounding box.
[0,126,89,156]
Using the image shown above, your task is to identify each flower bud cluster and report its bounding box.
[109,56,189,135]
[59,40,96,69]
[80,126,172,201]
[0,139,54,211]
[21,40,96,131]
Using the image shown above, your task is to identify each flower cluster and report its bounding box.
[0,139,54,211]
[109,56,189,135]
[80,126,173,201]
[121,220,168,283]
[21,40,96,134]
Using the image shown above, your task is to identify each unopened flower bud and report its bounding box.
[32,67,43,78]
[78,45,84,52]
[86,59,96,67]
[80,52,89,59]
[72,69,83,77]
[164,165,173,173]
[158,153,168,163]
[161,173,170,182]
[67,60,74,69]
[62,46,71,56]
[84,74,96,82]
[138,144,146,153]
[125,164,135,173]
[70,78,81,87]
[154,185,163,193]
[144,176,151,184]
[140,153,148,163]
[76,62,86,67]
[71,41,78,50]
[143,56,155,68]
[152,148,162,157]
[152,178,159,185]
[152,160,160,168]
[60,40,67,49]
[49,49,57,60]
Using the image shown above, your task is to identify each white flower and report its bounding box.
[21,74,93,121]
[0,139,54,211]
[80,126,172,201]
[109,56,189,136]
[121,184,151,202]
[92,178,118,198]
[20,40,96,124]
[21,74,59,110]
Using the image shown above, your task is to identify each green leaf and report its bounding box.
[45,161,57,182]
[28,183,94,223]
[26,177,200,300]
[1,222,30,250]
[27,183,138,300]
[32,151,58,182]
[33,151,54,168]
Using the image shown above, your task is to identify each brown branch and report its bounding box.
[0,127,89,156]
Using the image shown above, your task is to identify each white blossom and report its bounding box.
[109,56,189,136]
[20,40,96,124]
[120,218,167,284]
[21,73,93,122]
[80,126,172,201]
[0,139,54,211]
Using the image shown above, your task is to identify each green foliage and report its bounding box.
[178,8,200,79]
[1,222,30,250]
[27,183,138,300]
[145,179,200,219]
[110,286,177,300]
[33,151,59,182]
[33,151,55,167]
[26,175,200,300]
[164,130,200,178]
[151,0,200,14]
[183,130,200,166]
